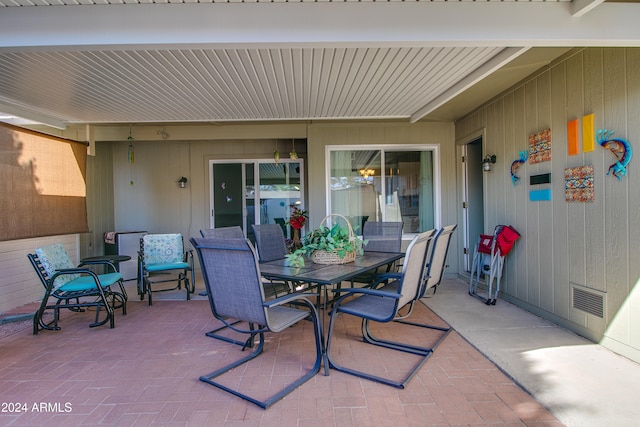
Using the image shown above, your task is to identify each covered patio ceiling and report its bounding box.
[0,0,638,131]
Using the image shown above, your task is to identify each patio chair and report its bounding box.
[251,223,302,295]
[326,230,450,388]
[190,237,324,409]
[382,224,457,337]
[364,221,403,251]
[350,221,404,286]
[198,227,245,296]
[137,233,195,305]
[28,243,127,334]
[370,224,457,325]
[419,224,457,298]
[200,226,244,238]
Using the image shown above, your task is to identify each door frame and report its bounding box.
[456,129,486,273]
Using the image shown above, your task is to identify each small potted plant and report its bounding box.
[286,214,366,267]
[287,205,308,250]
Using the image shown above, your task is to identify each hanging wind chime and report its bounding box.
[128,127,135,186]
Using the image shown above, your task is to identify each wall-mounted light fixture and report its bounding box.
[178,176,188,188]
[482,154,497,172]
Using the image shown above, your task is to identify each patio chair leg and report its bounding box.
[206,320,255,349]
[199,333,268,408]
[198,298,324,409]
[88,297,114,328]
[361,318,434,356]
[326,313,434,389]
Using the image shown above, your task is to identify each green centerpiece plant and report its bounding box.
[285,218,367,267]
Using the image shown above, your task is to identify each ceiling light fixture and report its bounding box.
[359,168,375,179]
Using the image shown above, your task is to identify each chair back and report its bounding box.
[32,243,79,290]
[420,224,457,297]
[395,230,435,310]
[191,237,268,326]
[363,221,403,253]
[141,234,184,264]
[200,226,244,238]
[251,224,287,262]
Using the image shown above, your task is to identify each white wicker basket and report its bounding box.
[310,214,357,265]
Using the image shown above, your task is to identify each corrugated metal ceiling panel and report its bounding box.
[0,47,504,123]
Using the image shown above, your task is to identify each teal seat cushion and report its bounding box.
[58,272,123,293]
[97,272,123,286]
[58,276,100,292]
[146,262,189,272]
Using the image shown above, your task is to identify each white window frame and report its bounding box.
[324,144,441,234]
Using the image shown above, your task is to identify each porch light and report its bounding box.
[482,155,497,172]
[178,176,188,188]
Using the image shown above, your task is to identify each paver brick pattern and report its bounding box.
[0,287,562,426]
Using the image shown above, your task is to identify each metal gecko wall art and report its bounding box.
[598,129,632,180]
[510,150,529,185]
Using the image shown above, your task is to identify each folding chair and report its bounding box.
[469,225,520,305]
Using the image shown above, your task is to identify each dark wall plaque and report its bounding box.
[530,173,551,185]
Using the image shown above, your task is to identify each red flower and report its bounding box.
[288,206,307,230]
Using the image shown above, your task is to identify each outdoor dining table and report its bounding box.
[259,251,405,341]
[259,251,404,290]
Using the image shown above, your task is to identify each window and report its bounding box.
[327,146,439,235]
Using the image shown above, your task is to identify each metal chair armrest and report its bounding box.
[331,287,401,299]
[50,268,109,291]
[263,293,317,308]
[78,260,118,273]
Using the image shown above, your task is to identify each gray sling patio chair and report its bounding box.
[251,223,307,295]
[350,221,404,286]
[199,227,251,343]
[363,221,404,253]
[326,230,450,388]
[28,243,127,334]
[200,226,244,238]
[190,237,324,409]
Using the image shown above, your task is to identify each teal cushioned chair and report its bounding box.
[28,243,127,334]
[137,233,195,305]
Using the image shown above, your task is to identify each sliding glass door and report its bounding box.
[328,146,439,235]
[210,159,304,240]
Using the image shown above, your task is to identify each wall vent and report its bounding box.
[572,286,604,318]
